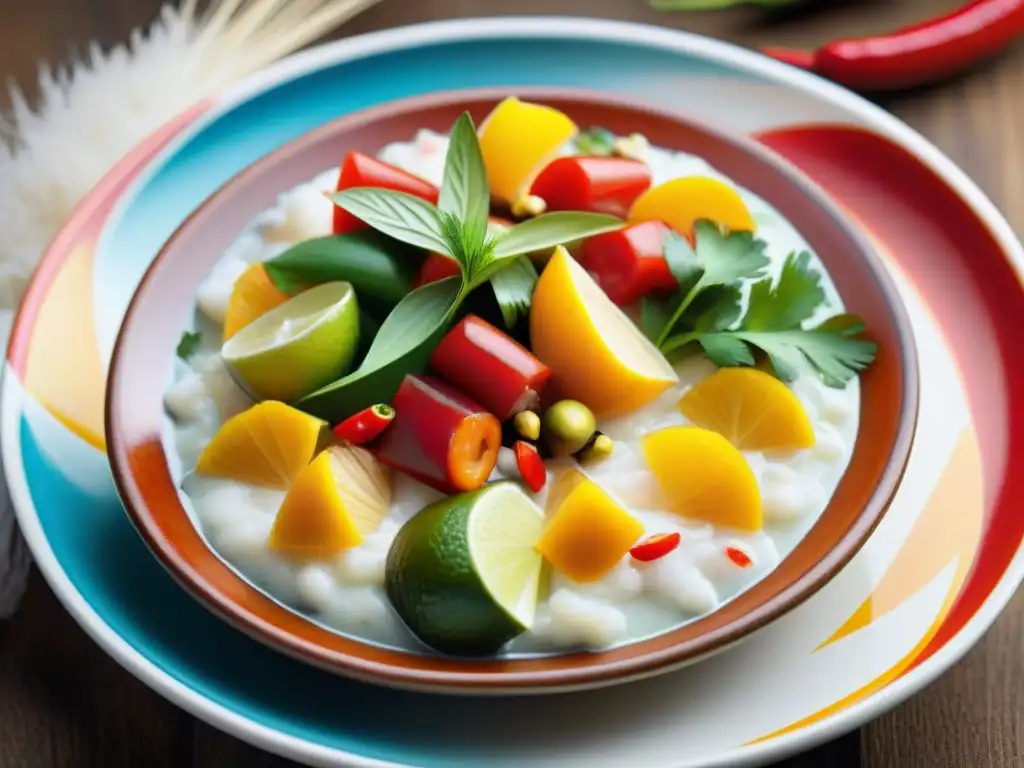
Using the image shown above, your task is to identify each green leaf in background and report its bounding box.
[437,112,490,235]
[330,188,450,255]
[262,230,421,314]
[176,331,201,361]
[662,230,704,294]
[492,211,623,259]
[489,256,538,328]
[297,277,462,422]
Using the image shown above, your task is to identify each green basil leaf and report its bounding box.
[492,212,624,259]
[296,278,462,422]
[330,188,449,255]
[489,256,538,328]
[262,231,420,308]
[438,112,490,235]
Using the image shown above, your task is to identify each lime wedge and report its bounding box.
[222,281,359,403]
[385,482,545,656]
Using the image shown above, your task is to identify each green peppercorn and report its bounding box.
[542,400,597,457]
[577,433,614,464]
[513,410,541,441]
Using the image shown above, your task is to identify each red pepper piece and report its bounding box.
[763,0,1024,93]
[576,220,678,306]
[429,315,552,420]
[725,546,753,569]
[374,375,501,494]
[332,403,395,446]
[333,151,440,234]
[513,441,546,493]
[529,156,652,218]
[413,252,462,289]
[629,532,681,563]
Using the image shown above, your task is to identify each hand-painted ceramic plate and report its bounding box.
[3,17,1019,767]
[105,87,916,694]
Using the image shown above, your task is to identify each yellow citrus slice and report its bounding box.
[530,246,678,417]
[269,445,390,559]
[223,263,289,340]
[642,425,762,531]
[628,176,756,236]
[678,368,815,451]
[478,96,578,204]
[535,470,644,583]
[195,400,326,489]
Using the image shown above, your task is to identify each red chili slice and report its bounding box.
[333,151,439,234]
[629,532,681,563]
[513,441,546,493]
[332,403,395,446]
[529,156,652,217]
[725,546,753,569]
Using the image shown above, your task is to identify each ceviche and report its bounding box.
[165,97,877,657]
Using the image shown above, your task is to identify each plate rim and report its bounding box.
[4,16,1023,768]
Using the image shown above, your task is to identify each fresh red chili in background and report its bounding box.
[429,314,552,420]
[529,156,652,217]
[332,403,394,445]
[764,0,1024,92]
[374,375,501,494]
[514,441,547,493]
[333,151,439,234]
[630,532,682,562]
[576,220,678,306]
[413,252,462,288]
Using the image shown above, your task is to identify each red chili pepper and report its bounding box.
[764,0,1024,92]
[629,532,681,563]
[413,252,462,288]
[332,403,395,445]
[529,156,652,218]
[429,315,552,420]
[374,375,501,494]
[513,441,546,493]
[333,151,440,234]
[576,220,678,306]
[725,546,753,569]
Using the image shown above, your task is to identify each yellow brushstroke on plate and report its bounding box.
[23,244,106,451]
[747,429,983,744]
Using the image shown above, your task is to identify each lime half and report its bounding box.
[385,482,546,656]
[222,281,359,403]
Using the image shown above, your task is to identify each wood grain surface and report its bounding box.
[1,0,1022,766]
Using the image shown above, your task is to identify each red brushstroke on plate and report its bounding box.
[756,124,1024,670]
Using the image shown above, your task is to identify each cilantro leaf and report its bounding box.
[489,256,538,328]
[699,335,756,368]
[641,296,674,342]
[176,331,201,361]
[653,221,770,346]
[743,251,825,331]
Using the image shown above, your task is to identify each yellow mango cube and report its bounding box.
[269,445,389,559]
[535,470,644,583]
[629,176,755,236]
[642,426,762,532]
[478,97,578,204]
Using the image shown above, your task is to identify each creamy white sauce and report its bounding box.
[165,131,859,654]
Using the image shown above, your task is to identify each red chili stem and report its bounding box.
[762,0,1024,92]
[332,403,395,445]
[514,441,547,493]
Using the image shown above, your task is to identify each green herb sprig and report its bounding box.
[297,112,623,422]
[645,222,877,388]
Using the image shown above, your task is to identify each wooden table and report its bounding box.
[1,1,1022,765]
